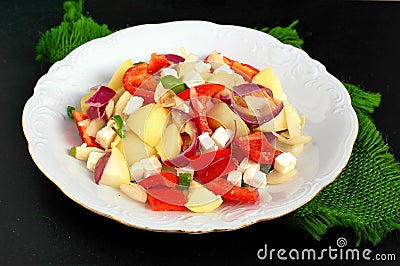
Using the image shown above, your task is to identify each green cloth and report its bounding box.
[35,0,400,246]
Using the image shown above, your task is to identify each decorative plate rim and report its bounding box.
[22,20,358,233]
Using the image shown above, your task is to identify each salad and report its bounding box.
[68,48,311,213]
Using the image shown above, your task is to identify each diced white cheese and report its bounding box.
[213,64,233,74]
[124,96,144,117]
[140,156,162,177]
[211,126,231,149]
[227,170,243,187]
[243,168,267,188]
[86,152,106,172]
[129,161,145,182]
[237,157,260,173]
[274,152,297,174]
[198,132,218,153]
[183,70,205,88]
[95,125,117,149]
[194,61,211,74]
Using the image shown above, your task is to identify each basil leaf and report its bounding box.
[160,75,186,94]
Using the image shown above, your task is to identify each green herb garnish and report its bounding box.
[67,106,75,119]
[178,172,192,190]
[112,115,126,138]
[160,75,186,94]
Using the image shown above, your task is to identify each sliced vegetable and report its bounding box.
[94,147,131,188]
[94,153,111,185]
[232,83,273,98]
[165,54,185,64]
[164,110,199,168]
[188,149,232,171]
[178,173,192,189]
[111,115,125,138]
[72,110,101,148]
[221,92,284,128]
[234,131,282,164]
[185,181,223,213]
[160,75,186,94]
[123,63,152,95]
[148,53,170,74]
[67,106,75,119]
[146,188,187,211]
[207,177,259,203]
[177,83,225,101]
[196,154,238,184]
[231,61,260,79]
[207,102,250,137]
[138,172,179,190]
[85,85,116,108]
[108,59,133,90]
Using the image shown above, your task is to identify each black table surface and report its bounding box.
[2,0,400,265]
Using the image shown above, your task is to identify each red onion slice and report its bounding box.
[85,85,116,107]
[165,54,185,64]
[86,104,107,120]
[94,153,111,184]
[232,83,273,98]
[220,92,284,128]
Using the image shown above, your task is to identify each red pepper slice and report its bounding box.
[187,149,237,184]
[177,83,225,100]
[147,53,170,74]
[207,177,259,203]
[122,63,152,95]
[193,107,213,135]
[189,84,225,135]
[231,61,260,79]
[138,172,179,190]
[234,131,281,164]
[71,110,101,148]
[188,149,232,171]
[146,187,187,211]
[196,155,238,184]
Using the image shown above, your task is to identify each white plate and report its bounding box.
[22,21,358,232]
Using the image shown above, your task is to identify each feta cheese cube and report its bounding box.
[124,96,144,117]
[237,157,259,173]
[274,152,297,174]
[129,161,144,182]
[86,152,106,172]
[227,170,243,187]
[211,126,231,149]
[95,125,117,149]
[161,68,178,78]
[140,156,162,177]
[213,64,233,74]
[198,132,218,153]
[243,168,267,188]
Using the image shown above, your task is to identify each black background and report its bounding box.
[1,0,400,265]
